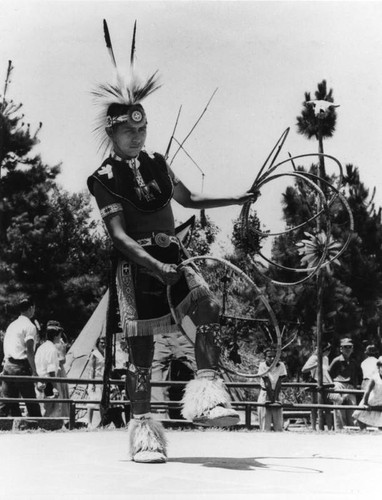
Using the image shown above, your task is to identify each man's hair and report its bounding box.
[16,295,34,314]
[107,103,131,119]
[46,320,63,342]
[365,345,378,357]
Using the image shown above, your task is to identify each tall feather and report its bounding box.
[130,20,137,68]
[103,19,118,68]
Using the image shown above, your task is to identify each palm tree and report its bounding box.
[296,80,338,180]
[296,80,339,430]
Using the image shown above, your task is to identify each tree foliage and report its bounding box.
[269,162,382,348]
[296,79,337,141]
[0,64,109,337]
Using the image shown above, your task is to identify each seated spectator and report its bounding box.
[329,338,361,429]
[35,322,62,417]
[257,347,287,432]
[353,356,382,430]
[360,345,379,390]
[301,342,334,430]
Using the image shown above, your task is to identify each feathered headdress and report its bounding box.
[92,19,161,153]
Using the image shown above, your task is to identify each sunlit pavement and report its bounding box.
[0,427,381,499]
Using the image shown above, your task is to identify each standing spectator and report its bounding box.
[0,295,41,417]
[0,330,5,367]
[151,330,196,420]
[37,320,70,418]
[329,338,361,429]
[353,356,382,430]
[301,343,334,430]
[35,322,62,417]
[87,337,105,428]
[360,345,379,390]
[257,347,287,432]
[53,322,70,418]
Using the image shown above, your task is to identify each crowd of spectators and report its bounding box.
[1,297,382,432]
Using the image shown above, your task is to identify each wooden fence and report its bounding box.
[0,374,370,430]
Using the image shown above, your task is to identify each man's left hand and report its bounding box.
[236,189,260,205]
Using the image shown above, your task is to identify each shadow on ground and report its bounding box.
[168,456,323,473]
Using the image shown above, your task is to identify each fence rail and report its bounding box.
[0,374,372,431]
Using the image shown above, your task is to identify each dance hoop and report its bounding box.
[167,256,282,378]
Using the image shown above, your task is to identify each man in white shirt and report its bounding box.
[35,322,62,416]
[0,295,41,417]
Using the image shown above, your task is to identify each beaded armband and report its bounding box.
[100,203,123,219]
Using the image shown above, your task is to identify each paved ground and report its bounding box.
[0,427,381,500]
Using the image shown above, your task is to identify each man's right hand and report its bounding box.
[156,263,181,286]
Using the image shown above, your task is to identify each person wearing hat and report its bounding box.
[329,338,361,429]
[353,356,382,430]
[360,345,379,390]
[87,21,258,463]
[35,321,63,417]
[0,295,42,418]
[256,347,287,431]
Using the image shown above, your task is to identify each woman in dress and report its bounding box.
[87,337,105,428]
[353,356,382,430]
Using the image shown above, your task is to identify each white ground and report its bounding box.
[0,428,380,500]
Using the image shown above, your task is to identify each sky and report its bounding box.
[1,0,382,254]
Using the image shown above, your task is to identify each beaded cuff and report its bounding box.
[100,203,123,219]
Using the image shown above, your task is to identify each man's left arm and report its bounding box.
[274,363,287,402]
[25,339,38,377]
[173,179,258,209]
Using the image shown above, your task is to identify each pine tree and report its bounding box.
[0,62,109,337]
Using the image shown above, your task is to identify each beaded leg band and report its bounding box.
[195,323,222,371]
[126,363,152,415]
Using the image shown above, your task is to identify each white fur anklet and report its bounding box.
[181,370,240,427]
[127,414,168,463]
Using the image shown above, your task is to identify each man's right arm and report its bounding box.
[93,182,180,285]
[328,358,339,379]
[301,354,317,373]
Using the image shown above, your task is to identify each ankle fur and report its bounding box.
[181,374,232,420]
[127,416,167,458]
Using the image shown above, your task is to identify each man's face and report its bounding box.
[53,332,62,344]
[341,345,353,359]
[28,304,36,318]
[265,351,276,366]
[110,120,147,159]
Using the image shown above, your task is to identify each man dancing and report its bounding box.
[87,21,257,463]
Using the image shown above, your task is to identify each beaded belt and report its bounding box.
[136,233,179,248]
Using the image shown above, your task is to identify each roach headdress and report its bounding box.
[92,19,161,154]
